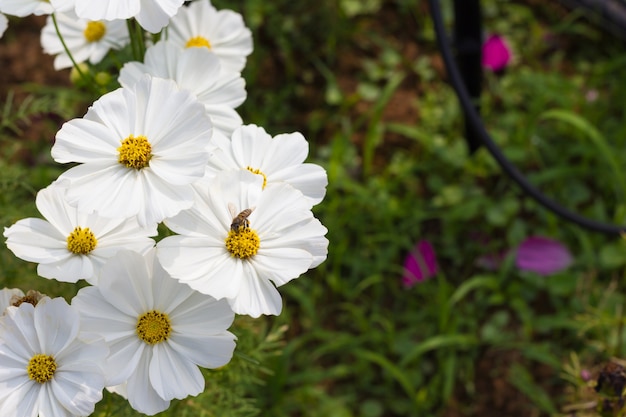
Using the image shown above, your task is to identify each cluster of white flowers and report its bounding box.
[0,0,329,415]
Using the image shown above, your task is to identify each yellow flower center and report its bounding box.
[27,354,57,384]
[66,227,97,254]
[83,21,107,43]
[225,228,260,259]
[136,310,171,345]
[185,36,211,49]
[246,166,267,189]
[118,135,152,169]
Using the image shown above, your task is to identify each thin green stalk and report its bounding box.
[127,19,146,61]
[51,13,100,95]
[126,19,138,60]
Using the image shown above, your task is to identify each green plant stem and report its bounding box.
[51,13,100,96]
[127,19,146,61]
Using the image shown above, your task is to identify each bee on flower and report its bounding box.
[157,170,328,317]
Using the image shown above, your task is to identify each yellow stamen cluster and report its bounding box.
[185,36,211,49]
[246,166,267,189]
[118,134,152,169]
[83,21,107,43]
[136,310,171,345]
[66,227,97,254]
[225,228,260,259]
[27,354,57,383]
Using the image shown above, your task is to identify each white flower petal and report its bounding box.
[272,164,328,205]
[150,344,204,400]
[228,272,283,317]
[35,298,79,354]
[52,118,121,164]
[126,350,170,415]
[75,0,139,21]
[50,369,104,416]
[2,304,39,355]
[37,255,94,282]
[0,0,53,16]
[136,0,184,33]
[4,218,69,263]
[168,333,235,368]
[157,238,241,299]
[168,291,234,332]
[262,132,309,168]
[253,247,313,287]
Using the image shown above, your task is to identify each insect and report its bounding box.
[228,203,255,232]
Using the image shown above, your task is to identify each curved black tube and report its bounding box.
[428,0,626,236]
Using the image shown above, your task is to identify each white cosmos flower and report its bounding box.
[71,249,236,416]
[3,182,156,284]
[119,40,246,137]
[75,0,184,33]
[0,14,7,38]
[0,297,107,417]
[167,0,253,73]
[207,124,328,206]
[51,75,213,227]
[157,170,329,317]
[0,0,52,16]
[41,11,129,70]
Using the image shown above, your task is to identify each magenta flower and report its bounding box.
[402,240,438,288]
[482,34,511,72]
[515,236,573,276]
[581,369,592,382]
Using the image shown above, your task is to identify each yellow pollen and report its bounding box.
[27,354,57,384]
[225,228,260,259]
[83,21,107,43]
[136,310,171,345]
[66,227,97,254]
[118,135,152,169]
[185,36,211,49]
[246,167,267,189]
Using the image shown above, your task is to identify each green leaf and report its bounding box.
[539,109,626,200]
[354,349,417,405]
[399,334,479,367]
[508,363,558,414]
[448,274,499,307]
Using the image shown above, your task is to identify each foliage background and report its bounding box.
[2,0,626,415]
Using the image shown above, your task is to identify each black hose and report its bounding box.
[427,0,626,236]
[557,0,626,42]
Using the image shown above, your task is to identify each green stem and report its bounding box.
[127,19,146,61]
[51,13,100,95]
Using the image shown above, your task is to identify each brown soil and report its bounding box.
[0,15,70,96]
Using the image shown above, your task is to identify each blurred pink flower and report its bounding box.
[515,236,573,276]
[482,34,511,72]
[402,240,438,288]
[581,369,592,382]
